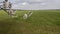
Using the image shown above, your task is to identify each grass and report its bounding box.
[0,10,60,34]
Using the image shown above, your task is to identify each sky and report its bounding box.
[0,0,60,10]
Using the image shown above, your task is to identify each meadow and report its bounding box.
[0,10,60,34]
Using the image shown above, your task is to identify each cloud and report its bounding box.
[22,2,28,5]
[0,0,60,10]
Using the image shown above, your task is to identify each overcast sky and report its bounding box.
[0,0,60,10]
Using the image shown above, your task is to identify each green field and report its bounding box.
[0,10,60,34]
